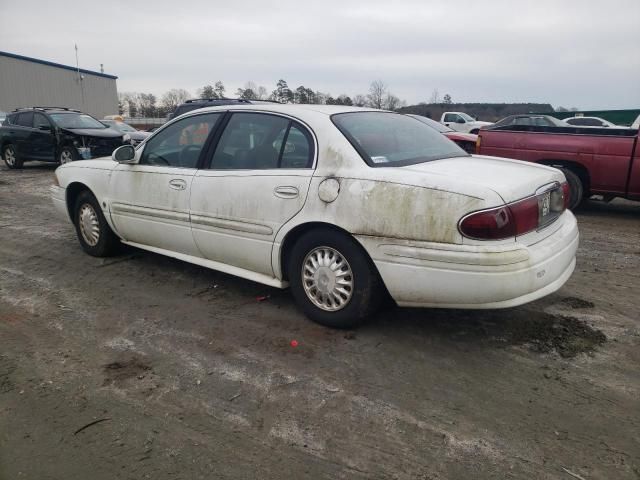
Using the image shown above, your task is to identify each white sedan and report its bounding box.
[51,105,579,328]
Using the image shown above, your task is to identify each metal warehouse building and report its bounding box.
[0,51,118,119]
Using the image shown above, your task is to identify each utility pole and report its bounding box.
[75,44,86,110]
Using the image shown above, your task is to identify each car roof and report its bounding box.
[189,104,384,117]
[565,116,606,120]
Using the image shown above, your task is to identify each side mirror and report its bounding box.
[39,124,51,131]
[112,145,136,163]
[456,118,466,124]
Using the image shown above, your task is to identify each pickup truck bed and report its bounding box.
[476,125,639,208]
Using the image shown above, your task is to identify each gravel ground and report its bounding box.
[1,163,639,480]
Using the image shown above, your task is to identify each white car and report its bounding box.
[564,116,620,128]
[51,105,579,328]
[440,111,493,134]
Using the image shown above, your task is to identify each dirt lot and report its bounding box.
[1,163,639,480]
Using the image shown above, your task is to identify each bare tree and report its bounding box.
[367,80,387,109]
[429,89,442,104]
[352,94,367,107]
[214,81,226,98]
[161,88,191,112]
[238,81,268,100]
[384,93,402,111]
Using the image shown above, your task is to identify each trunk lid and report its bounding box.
[401,155,564,203]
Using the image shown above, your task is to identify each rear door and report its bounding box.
[108,112,224,256]
[11,112,34,158]
[190,111,315,276]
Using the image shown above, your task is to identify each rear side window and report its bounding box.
[6,114,17,125]
[210,113,313,169]
[443,113,460,123]
[16,112,34,127]
[332,111,466,167]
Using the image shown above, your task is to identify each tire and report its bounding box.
[3,144,23,169]
[288,229,383,328]
[58,146,77,165]
[560,168,584,210]
[73,190,119,257]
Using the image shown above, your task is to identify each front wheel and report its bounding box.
[58,146,77,165]
[3,144,23,169]
[74,191,119,257]
[288,229,383,328]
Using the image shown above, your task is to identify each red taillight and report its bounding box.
[459,184,567,240]
[562,181,570,209]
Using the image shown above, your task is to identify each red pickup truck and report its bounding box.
[476,125,640,209]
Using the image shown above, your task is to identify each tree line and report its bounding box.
[118,79,406,117]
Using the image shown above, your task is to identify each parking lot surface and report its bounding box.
[1,163,639,479]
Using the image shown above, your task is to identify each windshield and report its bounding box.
[332,112,467,167]
[407,114,453,133]
[50,113,107,129]
[105,121,137,132]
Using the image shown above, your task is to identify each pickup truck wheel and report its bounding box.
[3,144,23,169]
[560,168,584,210]
[59,146,77,165]
[74,191,119,257]
[288,229,383,329]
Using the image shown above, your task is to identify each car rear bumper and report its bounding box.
[356,211,579,309]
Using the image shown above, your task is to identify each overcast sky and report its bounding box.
[1,0,638,109]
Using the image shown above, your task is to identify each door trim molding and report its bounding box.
[111,203,190,223]
[190,214,273,235]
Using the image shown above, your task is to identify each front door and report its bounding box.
[190,112,315,276]
[31,113,56,161]
[108,112,223,256]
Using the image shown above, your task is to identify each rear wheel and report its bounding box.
[560,168,584,210]
[288,229,383,328]
[74,190,119,257]
[3,144,23,169]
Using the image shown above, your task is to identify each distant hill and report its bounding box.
[398,103,555,122]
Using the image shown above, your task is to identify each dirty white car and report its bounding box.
[51,105,579,328]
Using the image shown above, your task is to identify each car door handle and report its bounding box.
[274,186,299,199]
[168,179,187,190]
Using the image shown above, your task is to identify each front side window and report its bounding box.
[582,118,602,126]
[210,113,313,169]
[33,113,51,129]
[332,112,466,167]
[140,113,222,168]
[514,117,533,126]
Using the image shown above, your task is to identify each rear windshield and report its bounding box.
[332,112,466,167]
[49,113,107,129]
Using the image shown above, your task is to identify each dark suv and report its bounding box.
[168,98,277,119]
[0,107,127,169]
